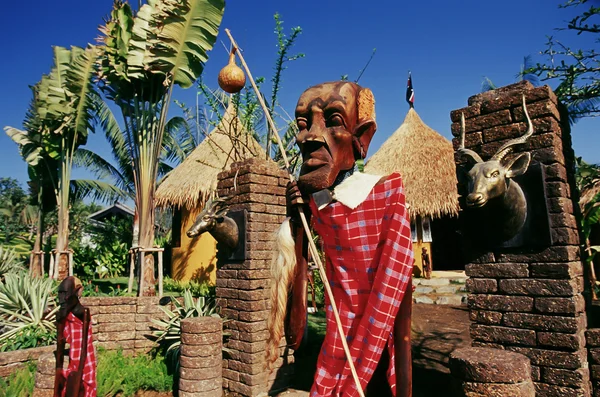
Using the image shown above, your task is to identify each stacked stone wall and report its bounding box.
[216,157,294,396]
[452,81,591,396]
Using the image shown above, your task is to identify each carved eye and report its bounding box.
[491,171,500,178]
[296,118,308,130]
[327,114,345,128]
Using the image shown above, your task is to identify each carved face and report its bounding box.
[295,82,376,193]
[465,153,531,207]
[57,276,82,317]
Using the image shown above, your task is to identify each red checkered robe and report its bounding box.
[62,312,97,397]
[309,173,413,397]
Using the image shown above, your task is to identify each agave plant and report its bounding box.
[0,273,57,347]
[97,0,225,296]
[152,289,221,370]
[0,246,25,278]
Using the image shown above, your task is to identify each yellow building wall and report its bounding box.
[171,207,218,284]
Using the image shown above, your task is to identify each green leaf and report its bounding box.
[146,0,225,88]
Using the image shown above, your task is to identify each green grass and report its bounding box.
[0,361,37,397]
[0,232,32,257]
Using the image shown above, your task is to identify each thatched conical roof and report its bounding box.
[365,108,459,220]
[155,103,263,210]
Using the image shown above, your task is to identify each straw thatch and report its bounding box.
[365,108,459,220]
[155,103,264,210]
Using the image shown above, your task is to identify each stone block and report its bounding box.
[545,163,569,184]
[451,109,512,134]
[449,347,532,383]
[180,365,221,381]
[541,367,589,388]
[507,346,586,369]
[534,382,589,397]
[530,262,583,279]
[537,331,586,351]
[467,295,533,312]
[552,227,581,245]
[470,324,536,346]
[469,310,503,325]
[450,104,482,122]
[465,263,528,278]
[181,331,222,345]
[502,312,584,333]
[587,329,600,347]
[496,246,579,263]
[535,296,585,315]
[461,381,535,397]
[546,181,572,199]
[498,279,580,296]
[513,99,561,121]
[180,354,222,369]
[181,317,222,334]
[179,378,221,393]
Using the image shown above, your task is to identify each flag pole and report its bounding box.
[224,28,365,397]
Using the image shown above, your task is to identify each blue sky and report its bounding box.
[1,0,598,192]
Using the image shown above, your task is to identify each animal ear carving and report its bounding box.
[505,152,531,179]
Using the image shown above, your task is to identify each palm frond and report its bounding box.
[146,0,225,88]
[70,179,129,204]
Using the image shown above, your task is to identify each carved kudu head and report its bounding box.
[458,95,534,208]
[186,197,239,250]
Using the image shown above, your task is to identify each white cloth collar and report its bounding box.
[329,172,383,210]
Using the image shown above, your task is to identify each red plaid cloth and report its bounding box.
[309,173,414,397]
[63,312,97,397]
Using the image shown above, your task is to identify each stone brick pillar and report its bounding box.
[216,158,293,396]
[179,317,223,397]
[586,330,600,397]
[452,81,590,396]
[450,347,535,396]
[33,353,56,397]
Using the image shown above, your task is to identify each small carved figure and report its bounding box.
[187,197,239,250]
[421,247,431,280]
[457,95,534,243]
[54,276,96,397]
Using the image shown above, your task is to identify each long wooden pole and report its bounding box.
[224,29,365,397]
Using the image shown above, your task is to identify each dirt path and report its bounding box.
[411,304,471,396]
[279,304,471,397]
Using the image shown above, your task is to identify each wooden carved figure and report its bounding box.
[54,276,96,397]
[267,81,415,397]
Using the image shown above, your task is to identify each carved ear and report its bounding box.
[505,152,531,178]
[352,119,377,159]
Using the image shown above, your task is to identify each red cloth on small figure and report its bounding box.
[62,312,97,397]
[309,173,414,397]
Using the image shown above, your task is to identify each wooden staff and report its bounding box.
[224,29,365,397]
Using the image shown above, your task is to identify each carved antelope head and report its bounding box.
[458,95,534,208]
[187,197,232,238]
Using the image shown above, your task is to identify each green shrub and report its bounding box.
[163,276,215,298]
[0,361,36,397]
[0,273,57,351]
[0,246,25,278]
[152,289,221,371]
[96,348,173,397]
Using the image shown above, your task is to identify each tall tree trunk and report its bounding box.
[30,205,44,277]
[54,148,70,280]
[137,170,156,297]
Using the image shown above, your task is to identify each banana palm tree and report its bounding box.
[6,46,124,279]
[97,0,225,296]
[73,101,193,248]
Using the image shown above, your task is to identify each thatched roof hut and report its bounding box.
[365,108,459,220]
[155,103,263,210]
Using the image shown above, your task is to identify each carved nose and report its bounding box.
[466,193,485,206]
[186,229,197,238]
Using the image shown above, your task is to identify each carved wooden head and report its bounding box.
[294,81,377,193]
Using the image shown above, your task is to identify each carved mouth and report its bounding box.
[302,144,332,171]
[466,199,487,208]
